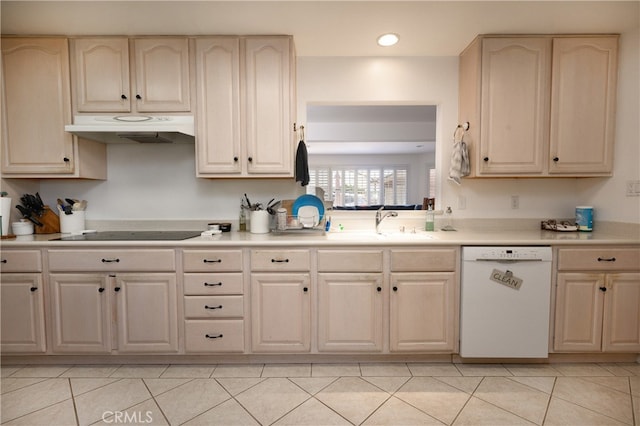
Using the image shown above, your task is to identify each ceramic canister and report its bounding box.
[576,206,593,232]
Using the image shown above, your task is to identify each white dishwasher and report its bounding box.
[460,246,552,358]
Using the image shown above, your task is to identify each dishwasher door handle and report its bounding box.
[475,258,544,262]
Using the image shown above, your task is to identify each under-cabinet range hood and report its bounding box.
[65,115,195,144]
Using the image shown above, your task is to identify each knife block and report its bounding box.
[35,206,61,234]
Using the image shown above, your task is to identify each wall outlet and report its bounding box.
[626,180,640,197]
[458,195,467,210]
[510,195,520,209]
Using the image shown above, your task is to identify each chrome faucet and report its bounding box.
[375,206,398,234]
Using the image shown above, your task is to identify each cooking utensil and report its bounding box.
[15,205,43,226]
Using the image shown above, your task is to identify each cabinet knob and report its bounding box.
[599,286,607,292]
[376,286,382,292]
[483,157,489,162]
[248,157,253,163]
[98,287,105,293]
[392,286,398,292]
[30,286,37,292]
[233,156,238,162]
[553,157,559,162]
[121,94,127,100]
[63,157,70,162]
[114,286,121,292]
[303,287,308,293]
[136,94,142,100]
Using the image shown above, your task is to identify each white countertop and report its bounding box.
[2,226,638,247]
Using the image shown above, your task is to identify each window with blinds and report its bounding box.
[309,166,408,206]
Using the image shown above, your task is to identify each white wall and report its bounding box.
[37,33,639,224]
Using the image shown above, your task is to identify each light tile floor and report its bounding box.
[1,362,638,425]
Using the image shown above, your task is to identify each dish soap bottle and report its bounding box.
[425,206,435,231]
[239,198,247,231]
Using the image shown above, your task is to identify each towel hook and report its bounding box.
[298,125,305,141]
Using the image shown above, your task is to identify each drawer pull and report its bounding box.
[30,286,38,292]
[101,258,120,263]
[205,333,223,339]
[204,282,223,287]
[203,259,222,264]
[271,258,290,263]
[204,304,223,310]
[597,257,616,262]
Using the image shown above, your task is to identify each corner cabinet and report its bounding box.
[70,37,191,113]
[459,35,618,177]
[1,37,106,179]
[194,36,296,178]
[553,247,640,353]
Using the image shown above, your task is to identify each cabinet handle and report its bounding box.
[101,258,120,263]
[483,157,489,162]
[63,157,70,162]
[205,334,223,339]
[248,157,253,163]
[376,286,382,292]
[597,257,616,262]
[599,286,607,292]
[98,287,105,293]
[204,305,223,310]
[271,259,289,263]
[136,94,142,100]
[204,282,223,287]
[121,94,127,100]
[30,286,37,292]
[114,286,121,292]
[233,156,238,162]
[553,157,559,162]
[393,286,398,292]
[303,287,308,293]
[1,259,6,264]
[203,259,222,264]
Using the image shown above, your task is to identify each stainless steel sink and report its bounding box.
[325,231,436,241]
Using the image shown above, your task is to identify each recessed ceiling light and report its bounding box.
[377,33,399,47]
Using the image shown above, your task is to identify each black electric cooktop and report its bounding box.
[53,230,202,241]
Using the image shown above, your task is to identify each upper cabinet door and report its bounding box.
[479,37,551,175]
[1,38,75,174]
[133,38,191,112]
[71,38,131,112]
[243,37,295,175]
[194,37,242,174]
[549,37,618,175]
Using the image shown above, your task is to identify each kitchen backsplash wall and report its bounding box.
[29,40,640,225]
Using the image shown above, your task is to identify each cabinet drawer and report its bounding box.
[317,250,383,272]
[184,320,244,353]
[1,250,42,272]
[557,248,640,271]
[48,249,175,272]
[183,273,243,295]
[390,248,458,272]
[183,250,243,272]
[184,296,244,318]
[251,249,310,271]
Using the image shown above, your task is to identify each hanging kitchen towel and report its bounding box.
[295,139,310,186]
[448,125,470,185]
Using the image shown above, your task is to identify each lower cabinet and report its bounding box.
[553,247,640,353]
[317,273,384,352]
[1,274,46,353]
[49,273,178,353]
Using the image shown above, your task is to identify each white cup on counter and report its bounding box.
[60,210,86,234]
[250,210,270,234]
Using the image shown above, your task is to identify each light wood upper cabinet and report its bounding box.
[549,37,618,174]
[195,36,295,177]
[1,38,74,175]
[459,34,618,177]
[71,37,191,113]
